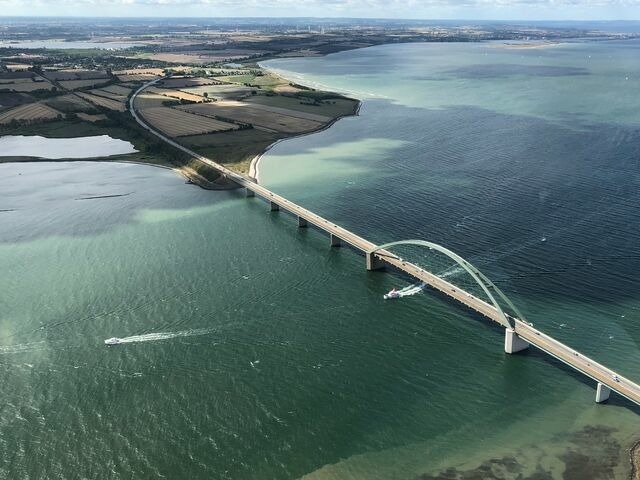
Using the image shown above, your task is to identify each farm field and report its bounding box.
[99,84,133,96]
[45,94,96,113]
[245,94,359,118]
[76,92,126,111]
[180,129,281,174]
[0,102,61,124]
[76,112,108,122]
[133,92,168,109]
[43,70,109,81]
[0,77,34,85]
[88,88,128,101]
[214,73,283,88]
[113,68,164,77]
[180,84,256,100]
[177,101,324,133]
[157,77,217,88]
[2,81,54,92]
[234,99,332,122]
[140,106,239,137]
[59,79,112,90]
[0,92,33,109]
[147,50,263,64]
[147,87,204,103]
[115,73,159,82]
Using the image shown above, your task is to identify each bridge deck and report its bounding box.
[131,81,640,408]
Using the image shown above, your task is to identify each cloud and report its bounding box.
[1,0,639,19]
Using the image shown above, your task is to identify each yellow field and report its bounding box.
[147,87,204,103]
[59,79,111,90]
[76,92,126,111]
[0,103,61,124]
[140,107,239,137]
[133,92,168,109]
[176,101,324,133]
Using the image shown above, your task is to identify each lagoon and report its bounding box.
[0,135,137,159]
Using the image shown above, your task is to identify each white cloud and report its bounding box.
[0,0,639,19]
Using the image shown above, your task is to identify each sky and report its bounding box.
[0,0,639,20]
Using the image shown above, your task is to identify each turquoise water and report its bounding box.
[1,40,639,479]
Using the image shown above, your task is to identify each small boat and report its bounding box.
[384,289,400,300]
[104,337,122,346]
[541,236,547,242]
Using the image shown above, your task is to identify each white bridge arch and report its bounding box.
[369,240,529,329]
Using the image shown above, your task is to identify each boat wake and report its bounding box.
[385,282,426,299]
[108,328,210,345]
[0,341,46,355]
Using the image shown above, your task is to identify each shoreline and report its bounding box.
[631,439,640,480]
[248,99,362,183]
[248,63,364,184]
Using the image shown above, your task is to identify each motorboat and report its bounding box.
[384,289,400,300]
[104,337,122,346]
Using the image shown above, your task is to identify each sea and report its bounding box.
[0,39,639,479]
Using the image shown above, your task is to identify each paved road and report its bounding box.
[130,80,640,407]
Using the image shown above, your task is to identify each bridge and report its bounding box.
[130,80,640,408]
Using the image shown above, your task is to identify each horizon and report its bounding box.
[1,1,639,22]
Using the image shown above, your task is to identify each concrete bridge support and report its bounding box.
[298,217,308,228]
[270,201,279,212]
[330,234,341,247]
[596,383,611,403]
[365,252,385,271]
[245,188,255,198]
[504,329,530,354]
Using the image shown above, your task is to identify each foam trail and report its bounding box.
[0,341,46,355]
[113,328,210,344]
[397,282,426,298]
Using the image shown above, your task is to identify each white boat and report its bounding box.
[383,289,400,300]
[104,337,122,345]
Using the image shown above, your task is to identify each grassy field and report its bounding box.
[245,94,359,118]
[180,84,255,100]
[45,94,97,113]
[58,79,112,90]
[180,129,282,174]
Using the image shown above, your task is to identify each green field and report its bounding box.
[180,129,282,174]
[246,94,359,118]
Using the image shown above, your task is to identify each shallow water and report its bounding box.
[0,135,137,159]
[0,40,639,479]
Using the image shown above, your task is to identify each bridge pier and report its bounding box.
[330,234,341,247]
[298,216,308,228]
[595,383,611,403]
[365,252,385,271]
[245,188,255,198]
[504,329,529,354]
[270,201,279,212]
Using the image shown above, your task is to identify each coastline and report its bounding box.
[248,63,364,184]
[248,98,362,183]
[631,439,640,480]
